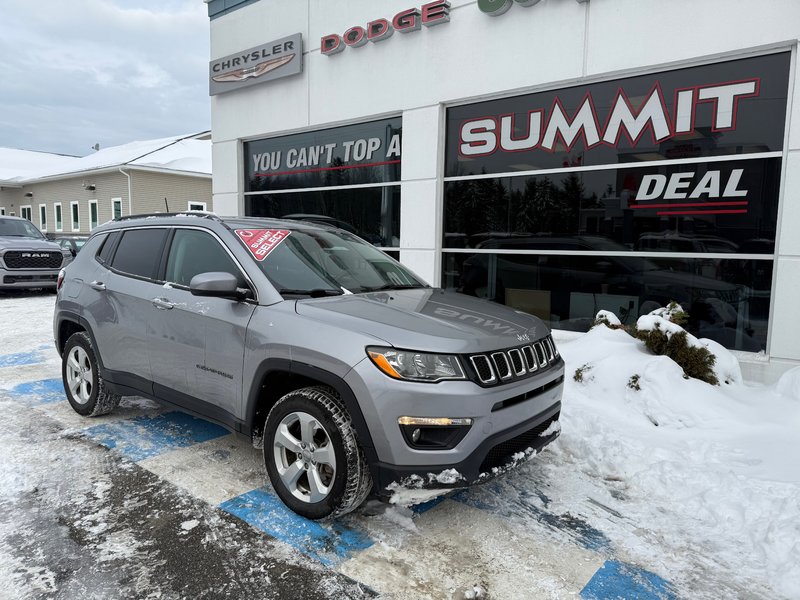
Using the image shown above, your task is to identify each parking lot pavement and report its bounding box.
[0,294,678,600]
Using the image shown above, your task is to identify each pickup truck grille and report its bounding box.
[2,251,63,269]
[468,335,559,386]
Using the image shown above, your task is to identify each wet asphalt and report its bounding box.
[0,396,377,600]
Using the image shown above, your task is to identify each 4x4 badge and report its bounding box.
[235,229,290,261]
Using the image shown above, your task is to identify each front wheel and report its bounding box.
[263,386,372,519]
[62,332,121,417]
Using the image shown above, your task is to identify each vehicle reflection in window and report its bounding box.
[444,245,770,352]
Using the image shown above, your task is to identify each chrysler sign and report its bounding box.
[209,33,303,96]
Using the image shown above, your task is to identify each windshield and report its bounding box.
[236,227,426,296]
[0,218,45,239]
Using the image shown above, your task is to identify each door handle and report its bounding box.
[89,281,106,291]
[152,297,175,310]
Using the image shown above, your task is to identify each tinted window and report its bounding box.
[110,229,168,279]
[165,229,245,287]
[96,232,118,264]
[443,252,770,352]
[245,186,401,247]
[443,158,780,253]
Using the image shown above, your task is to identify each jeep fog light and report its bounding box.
[398,416,473,449]
[367,347,466,382]
[398,416,473,427]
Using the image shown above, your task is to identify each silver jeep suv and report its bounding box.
[53,214,563,518]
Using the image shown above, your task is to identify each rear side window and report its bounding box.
[95,232,117,264]
[110,228,168,280]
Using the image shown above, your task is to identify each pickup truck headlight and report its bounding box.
[367,347,466,383]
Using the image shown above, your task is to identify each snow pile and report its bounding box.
[776,366,800,401]
[554,316,800,598]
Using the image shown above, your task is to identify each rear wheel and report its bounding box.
[263,386,372,519]
[62,332,121,416]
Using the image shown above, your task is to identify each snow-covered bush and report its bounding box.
[634,305,718,386]
[573,363,594,383]
[593,310,623,329]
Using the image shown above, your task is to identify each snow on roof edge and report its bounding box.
[8,131,211,183]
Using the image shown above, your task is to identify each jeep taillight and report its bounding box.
[57,269,65,291]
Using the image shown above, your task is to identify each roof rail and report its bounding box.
[113,211,220,222]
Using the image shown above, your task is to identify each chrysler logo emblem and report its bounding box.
[212,54,296,83]
[209,33,304,96]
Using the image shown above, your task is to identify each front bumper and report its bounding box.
[0,267,59,289]
[372,401,561,495]
[344,354,565,495]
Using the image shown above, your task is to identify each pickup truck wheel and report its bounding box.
[264,386,372,519]
[62,332,121,417]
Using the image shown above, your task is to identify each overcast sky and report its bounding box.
[0,0,210,157]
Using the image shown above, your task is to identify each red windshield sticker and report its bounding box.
[235,229,290,261]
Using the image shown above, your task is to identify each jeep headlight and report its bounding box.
[367,347,466,383]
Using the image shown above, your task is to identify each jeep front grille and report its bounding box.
[468,335,559,385]
[469,355,496,384]
[2,251,63,269]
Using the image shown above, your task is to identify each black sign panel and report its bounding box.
[444,157,781,253]
[445,53,790,177]
[245,118,402,192]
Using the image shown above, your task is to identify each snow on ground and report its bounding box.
[551,321,800,598]
[1,292,799,599]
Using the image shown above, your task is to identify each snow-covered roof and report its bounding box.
[0,148,80,183]
[0,132,211,184]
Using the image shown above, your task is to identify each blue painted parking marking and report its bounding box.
[8,378,64,406]
[219,488,373,566]
[581,560,675,599]
[0,351,43,368]
[451,483,611,551]
[83,412,228,461]
[410,494,450,515]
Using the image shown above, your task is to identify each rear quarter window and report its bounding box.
[110,228,168,280]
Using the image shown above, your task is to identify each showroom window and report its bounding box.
[21,205,32,221]
[244,117,402,252]
[54,203,63,231]
[442,52,790,352]
[39,205,47,231]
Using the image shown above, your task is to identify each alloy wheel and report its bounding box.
[65,346,93,405]
[272,411,337,503]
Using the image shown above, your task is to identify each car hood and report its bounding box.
[295,288,548,354]
[0,237,63,252]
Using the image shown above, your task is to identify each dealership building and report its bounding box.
[206,0,800,382]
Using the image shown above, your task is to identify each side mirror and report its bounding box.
[70,248,77,257]
[189,272,250,300]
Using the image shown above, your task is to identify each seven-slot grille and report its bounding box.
[469,335,559,385]
[2,250,63,269]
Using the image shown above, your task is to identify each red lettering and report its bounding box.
[422,0,450,26]
[320,34,343,56]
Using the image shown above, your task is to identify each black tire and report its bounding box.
[263,386,372,520]
[61,332,121,417]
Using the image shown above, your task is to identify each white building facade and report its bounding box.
[207,0,800,382]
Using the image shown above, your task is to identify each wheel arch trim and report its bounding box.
[245,359,378,465]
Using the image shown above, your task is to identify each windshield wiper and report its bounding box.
[362,284,427,292]
[279,288,344,298]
